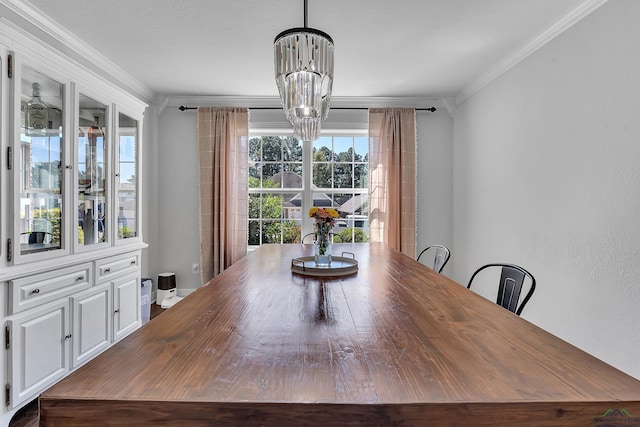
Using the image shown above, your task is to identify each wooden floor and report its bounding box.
[8,303,165,426]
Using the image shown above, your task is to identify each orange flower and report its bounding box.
[309,207,339,220]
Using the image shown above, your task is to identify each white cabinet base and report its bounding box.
[7,299,70,407]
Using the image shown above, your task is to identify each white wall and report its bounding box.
[416,110,454,273]
[154,107,202,293]
[453,0,640,379]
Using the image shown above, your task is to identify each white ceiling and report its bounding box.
[24,0,592,101]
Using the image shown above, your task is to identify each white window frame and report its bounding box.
[249,109,368,246]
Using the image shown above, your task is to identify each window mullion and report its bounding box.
[301,140,314,237]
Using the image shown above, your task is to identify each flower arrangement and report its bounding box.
[309,207,339,225]
[309,208,339,263]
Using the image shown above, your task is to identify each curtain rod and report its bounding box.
[178,106,437,112]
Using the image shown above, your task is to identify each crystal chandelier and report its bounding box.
[274,0,334,142]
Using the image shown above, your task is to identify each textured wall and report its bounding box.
[416,110,454,273]
[155,108,201,292]
[453,0,640,378]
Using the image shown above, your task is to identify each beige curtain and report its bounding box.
[368,108,417,257]
[197,107,248,284]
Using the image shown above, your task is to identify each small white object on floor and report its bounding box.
[160,295,183,309]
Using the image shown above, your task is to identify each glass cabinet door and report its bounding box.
[19,66,64,255]
[117,113,138,240]
[77,94,108,247]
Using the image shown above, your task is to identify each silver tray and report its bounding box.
[291,252,358,277]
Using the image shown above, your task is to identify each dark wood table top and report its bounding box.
[40,243,640,426]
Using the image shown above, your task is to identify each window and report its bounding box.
[248,134,369,248]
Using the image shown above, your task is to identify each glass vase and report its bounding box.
[314,223,333,268]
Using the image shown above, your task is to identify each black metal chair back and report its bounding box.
[301,232,343,244]
[467,263,536,315]
[22,231,52,244]
[417,245,450,274]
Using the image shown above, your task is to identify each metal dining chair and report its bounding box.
[21,231,53,244]
[467,263,536,316]
[416,245,450,274]
[301,232,343,244]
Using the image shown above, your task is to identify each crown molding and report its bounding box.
[456,0,609,105]
[0,0,155,102]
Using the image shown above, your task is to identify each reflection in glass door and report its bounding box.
[20,66,64,254]
[78,94,108,246]
[117,113,138,240]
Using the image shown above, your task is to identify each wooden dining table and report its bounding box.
[40,243,640,426]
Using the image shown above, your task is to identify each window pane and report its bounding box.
[354,137,368,160]
[282,136,302,162]
[20,66,64,254]
[262,220,281,244]
[354,164,368,189]
[262,164,282,187]
[249,138,261,162]
[313,137,333,161]
[334,163,353,189]
[78,93,108,246]
[313,163,332,188]
[261,193,284,219]
[248,171,260,188]
[248,220,260,245]
[249,134,369,248]
[283,163,303,188]
[261,136,282,162]
[248,194,260,219]
[118,113,138,239]
[283,220,301,243]
[334,137,353,161]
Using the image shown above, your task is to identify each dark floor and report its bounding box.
[9,304,165,426]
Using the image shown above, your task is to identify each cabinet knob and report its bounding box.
[114,309,120,313]
[130,260,136,265]
[64,334,72,340]
[104,268,111,273]
[76,275,85,281]
[31,289,40,294]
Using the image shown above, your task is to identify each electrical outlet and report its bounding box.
[192,263,200,275]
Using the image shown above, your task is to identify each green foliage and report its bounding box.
[336,227,368,243]
[283,221,301,243]
[249,136,302,181]
[119,225,134,238]
[78,225,85,244]
[248,176,303,245]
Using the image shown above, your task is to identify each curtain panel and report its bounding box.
[197,107,249,283]
[368,108,417,257]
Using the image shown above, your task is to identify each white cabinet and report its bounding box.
[7,299,70,408]
[72,283,111,368]
[4,251,141,410]
[96,252,142,342]
[8,263,92,314]
[7,52,144,265]
[0,17,147,426]
[112,273,140,342]
[95,252,139,283]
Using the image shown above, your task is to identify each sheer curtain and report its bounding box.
[197,107,248,283]
[368,108,417,257]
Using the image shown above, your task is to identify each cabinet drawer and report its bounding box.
[96,253,140,283]
[9,263,93,315]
